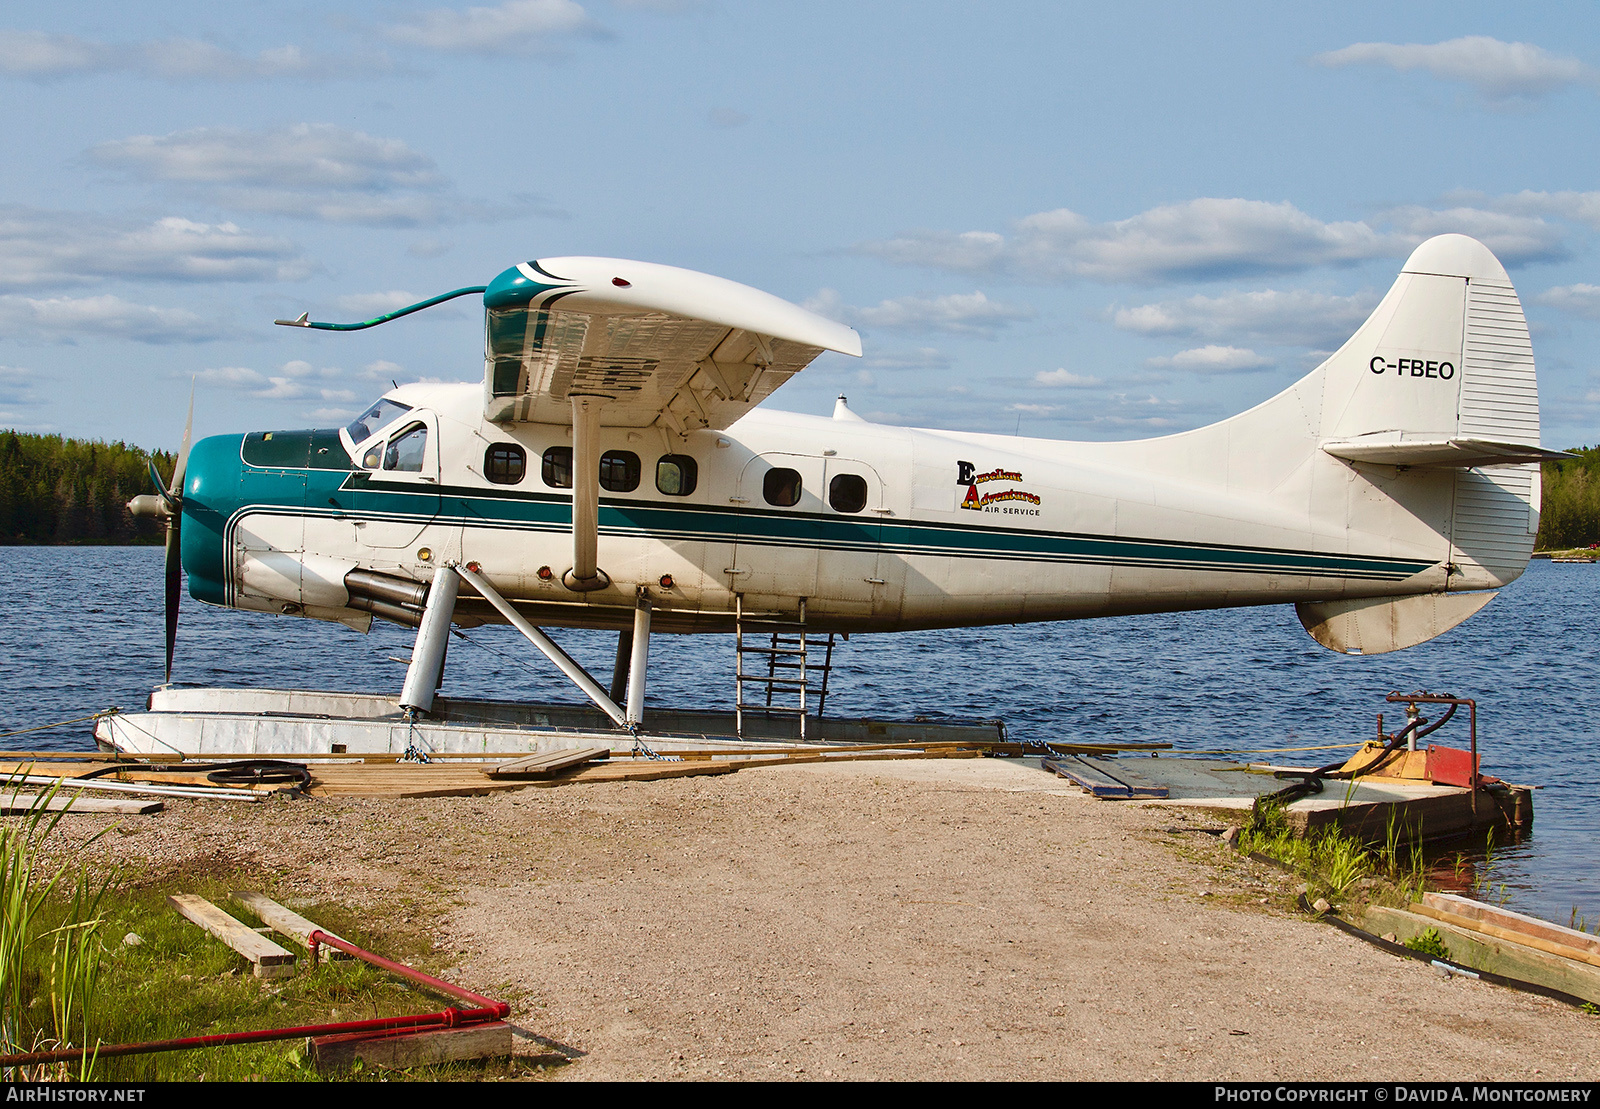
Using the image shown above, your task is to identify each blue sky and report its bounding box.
[2,1,1599,448]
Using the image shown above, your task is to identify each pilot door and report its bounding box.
[347,413,442,550]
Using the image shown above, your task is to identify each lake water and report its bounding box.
[1,547,1594,928]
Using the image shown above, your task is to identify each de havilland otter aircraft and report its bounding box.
[109,233,1558,756]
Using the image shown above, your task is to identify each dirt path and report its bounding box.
[88,757,1600,1081]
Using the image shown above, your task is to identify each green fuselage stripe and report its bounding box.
[223,469,1435,586]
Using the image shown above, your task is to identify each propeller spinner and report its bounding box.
[127,389,194,684]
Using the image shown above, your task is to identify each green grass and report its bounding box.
[2,802,552,1082]
[1238,800,1432,911]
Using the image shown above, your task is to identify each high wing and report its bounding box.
[481,257,862,433]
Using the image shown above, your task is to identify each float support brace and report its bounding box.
[454,564,628,727]
[626,594,651,729]
[399,565,459,716]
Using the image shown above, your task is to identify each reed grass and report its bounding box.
[0,773,113,1080]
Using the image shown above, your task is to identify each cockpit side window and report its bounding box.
[382,424,427,472]
[345,398,413,444]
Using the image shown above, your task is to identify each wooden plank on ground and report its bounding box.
[1410,898,1600,968]
[1364,904,1600,1005]
[310,1021,512,1071]
[0,793,162,815]
[544,759,742,785]
[230,891,352,961]
[1041,756,1167,799]
[485,746,609,779]
[169,893,297,979]
[1424,892,1600,959]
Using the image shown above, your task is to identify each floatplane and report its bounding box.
[101,233,1560,758]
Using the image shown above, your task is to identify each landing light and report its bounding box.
[417,547,432,562]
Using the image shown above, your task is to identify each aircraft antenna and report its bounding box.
[274,286,488,332]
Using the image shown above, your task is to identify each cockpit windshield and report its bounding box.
[345,398,413,444]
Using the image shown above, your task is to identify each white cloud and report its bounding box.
[1381,206,1565,264]
[1537,284,1600,319]
[382,1,602,54]
[1315,37,1596,100]
[196,361,350,401]
[858,199,1409,284]
[1033,368,1104,388]
[0,294,238,343]
[0,365,39,406]
[806,288,1033,334]
[1147,345,1272,374]
[1009,403,1058,415]
[862,347,951,371]
[1112,288,1381,348]
[1481,190,1600,231]
[857,197,1573,285]
[0,207,312,288]
[0,30,389,80]
[86,125,500,228]
[335,292,424,318]
[358,360,407,382]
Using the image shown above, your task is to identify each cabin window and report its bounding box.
[484,443,526,485]
[542,446,573,488]
[656,454,698,496]
[383,424,427,473]
[600,451,641,493]
[829,473,868,513]
[764,467,802,507]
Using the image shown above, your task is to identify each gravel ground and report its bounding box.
[75,756,1600,1082]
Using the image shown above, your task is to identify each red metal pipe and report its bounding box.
[0,934,509,1069]
[307,930,509,1018]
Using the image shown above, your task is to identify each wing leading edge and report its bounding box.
[482,257,861,432]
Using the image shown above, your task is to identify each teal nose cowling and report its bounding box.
[179,433,245,607]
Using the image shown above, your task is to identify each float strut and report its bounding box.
[626,594,651,729]
[610,627,633,705]
[453,564,629,728]
[399,565,459,717]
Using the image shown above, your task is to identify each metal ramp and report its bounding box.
[734,596,837,741]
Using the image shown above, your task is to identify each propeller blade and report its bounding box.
[168,383,195,501]
[164,507,181,685]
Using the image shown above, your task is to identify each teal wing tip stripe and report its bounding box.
[484,262,579,310]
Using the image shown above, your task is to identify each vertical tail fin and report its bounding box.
[1295,235,1553,652]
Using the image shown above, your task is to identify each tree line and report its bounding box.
[0,430,172,545]
[0,427,1597,549]
[1536,446,1600,550]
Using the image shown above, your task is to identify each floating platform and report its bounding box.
[95,686,1004,759]
[1042,753,1532,841]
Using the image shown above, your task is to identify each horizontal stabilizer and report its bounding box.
[1322,435,1569,468]
[1296,591,1497,655]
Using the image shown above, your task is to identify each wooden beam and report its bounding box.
[1409,900,1600,969]
[168,894,296,979]
[0,794,162,815]
[485,746,609,779]
[310,1021,512,1072]
[1364,905,1600,1005]
[229,891,352,962]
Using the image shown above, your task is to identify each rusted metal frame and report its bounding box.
[1386,692,1479,814]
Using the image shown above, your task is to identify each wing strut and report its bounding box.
[564,394,610,592]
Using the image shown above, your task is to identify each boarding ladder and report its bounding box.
[734,595,837,742]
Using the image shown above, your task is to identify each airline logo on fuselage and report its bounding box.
[956,460,1042,516]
